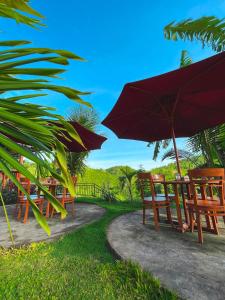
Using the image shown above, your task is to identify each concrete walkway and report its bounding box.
[0,203,105,248]
[107,210,225,300]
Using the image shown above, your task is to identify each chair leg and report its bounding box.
[211,215,219,235]
[14,202,18,218]
[189,210,195,233]
[71,200,75,217]
[166,206,173,225]
[17,204,22,220]
[23,202,29,224]
[39,201,43,214]
[205,214,211,230]
[46,202,50,218]
[156,208,160,222]
[142,205,146,225]
[196,212,203,244]
[153,206,160,231]
[61,200,65,220]
[50,206,55,218]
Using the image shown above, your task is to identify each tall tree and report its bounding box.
[119,166,137,201]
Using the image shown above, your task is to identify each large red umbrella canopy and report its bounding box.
[102,51,225,173]
[58,121,107,152]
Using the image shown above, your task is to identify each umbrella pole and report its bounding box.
[171,127,181,175]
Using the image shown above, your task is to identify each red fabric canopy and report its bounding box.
[10,121,106,153]
[102,51,225,142]
[59,121,107,152]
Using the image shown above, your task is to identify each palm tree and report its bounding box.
[0,1,90,236]
[66,106,99,176]
[119,166,137,201]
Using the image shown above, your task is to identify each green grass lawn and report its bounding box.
[0,198,177,300]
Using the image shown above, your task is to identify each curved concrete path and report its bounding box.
[0,203,105,248]
[107,210,225,300]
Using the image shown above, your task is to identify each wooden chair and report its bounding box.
[15,178,44,224]
[138,172,172,230]
[152,174,176,201]
[186,168,225,244]
[152,174,165,197]
[53,176,77,217]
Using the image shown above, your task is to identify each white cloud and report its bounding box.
[86,157,170,170]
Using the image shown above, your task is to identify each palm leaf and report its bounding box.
[180,50,192,67]
[0,1,44,28]
[0,1,89,235]
[0,0,44,18]
[164,16,225,52]
[0,160,51,235]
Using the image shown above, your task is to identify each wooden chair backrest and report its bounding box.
[188,168,225,205]
[40,177,56,184]
[18,178,31,200]
[138,172,164,201]
[152,174,165,182]
[62,176,78,198]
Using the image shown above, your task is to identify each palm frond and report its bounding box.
[180,50,192,67]
[0,0,44,28]
[0,40,91,234]
[66,106,100,176]
[161,148,200,166]
[164,16,225,52]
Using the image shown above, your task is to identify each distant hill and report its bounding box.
[78,167,119,188]
[23,159,197,193]
[150,159,197,179]
[81,160,195,188]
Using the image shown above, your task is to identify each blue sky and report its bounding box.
[2,0,224,169]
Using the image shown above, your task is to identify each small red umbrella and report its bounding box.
[102,51,225,174]
[58,121,107,152]
[10,121,106,153]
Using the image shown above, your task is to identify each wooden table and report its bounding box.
[161,180,191,232]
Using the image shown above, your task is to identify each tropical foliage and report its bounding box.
[164,16,225,52]
[164,16,225,168]
[66,106,99,176]
[0,0,44,28]
[119,166,137,201]
[0,0,90,235]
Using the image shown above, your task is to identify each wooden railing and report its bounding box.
[75,183,102,197]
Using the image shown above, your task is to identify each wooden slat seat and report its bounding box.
[51,176,77,217]
[15,178,44,223]
[138,172,172,230]
[186,168,225,243]
[143,196,167,202]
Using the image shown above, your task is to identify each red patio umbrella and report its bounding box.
[102,51,225,174]
[10,121,106,153]
[58,121,107,152]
